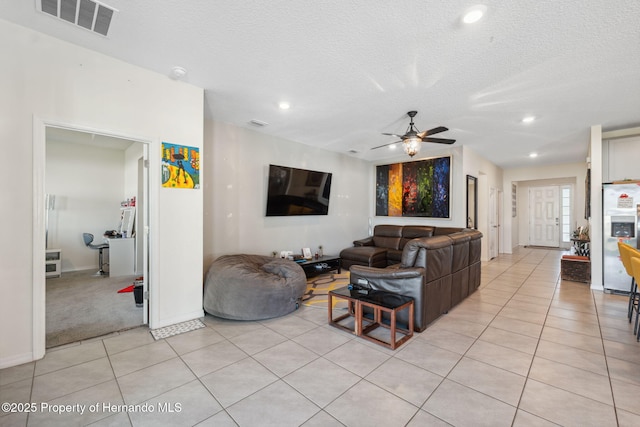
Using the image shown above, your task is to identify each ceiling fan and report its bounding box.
[372,111,455,157]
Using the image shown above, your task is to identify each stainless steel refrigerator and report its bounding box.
[603,182,640,293]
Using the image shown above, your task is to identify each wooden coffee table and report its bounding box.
[328,286,414,350]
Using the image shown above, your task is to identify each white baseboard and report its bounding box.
[0,351,39,370]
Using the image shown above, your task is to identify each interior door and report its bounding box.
[489,187,499,259]
[529,186,560,247]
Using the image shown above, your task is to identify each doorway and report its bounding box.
[33,119,151,355]
[528,186,560,247]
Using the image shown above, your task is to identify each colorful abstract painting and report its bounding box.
[375,156,450,218]
[161,142,200,189]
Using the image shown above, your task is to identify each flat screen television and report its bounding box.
[266,164,332,216]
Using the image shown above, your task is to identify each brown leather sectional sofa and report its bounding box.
[340,225,435,269]
[341,225,482,332]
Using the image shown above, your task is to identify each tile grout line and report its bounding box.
[422,248,552,425]
[101,337,135,426]
[510,250,565,426]
[591,291,621,427]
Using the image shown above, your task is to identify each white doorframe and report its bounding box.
[497,189,503,254]
[32,117,155,358]
[489,187,499,259]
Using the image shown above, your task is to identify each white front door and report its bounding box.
[529,186,560,247]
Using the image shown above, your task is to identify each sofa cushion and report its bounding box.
[387,248,403,265]
[401,236,453,282]
[467,229,483,264]
[448,232,471,273]
[340,246,388,269]
[372,225,403,249]
[433,227,464,236]
[399,226,434,249]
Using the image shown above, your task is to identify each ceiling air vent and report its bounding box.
[38,0,117,36]
[249,119,269,127]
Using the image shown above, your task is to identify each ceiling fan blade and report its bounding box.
[381,132,404,138]
[371,140,402,150]
[417,126,448,138]
[422,137,456,144]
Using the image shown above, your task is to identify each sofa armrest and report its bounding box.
[353,236,374,246]
[350,265,423,282]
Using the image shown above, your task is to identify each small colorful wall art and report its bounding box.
[376,156,450,218]
[162,142,200,189]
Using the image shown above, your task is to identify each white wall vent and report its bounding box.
[249,119,269,127]
[38,0,117,36]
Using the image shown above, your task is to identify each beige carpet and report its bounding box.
[46,270,143,348]
[302,271,350,310]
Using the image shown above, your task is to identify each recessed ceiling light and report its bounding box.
[522,116,535,123]
[389,144,397,150]
[463,5,487,24]
[278,102,290,110]
[529,152,538,158]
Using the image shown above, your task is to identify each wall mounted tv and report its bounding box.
[266,164,332,216]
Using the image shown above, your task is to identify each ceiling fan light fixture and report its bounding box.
[372,111,454,156]
[403,137,421,157]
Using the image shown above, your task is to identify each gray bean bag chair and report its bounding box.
[204,254,307,320]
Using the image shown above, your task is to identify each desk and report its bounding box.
[46,249,62,278]
[107,238,135,277]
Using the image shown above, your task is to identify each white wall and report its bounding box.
[0,19,204,368]
[124,143,144,202]
[462,146,504,260]
[590,126,603,290]
[124,143,145,274]
[367,145,503,262]
[45,140,125,271]
[203,120,371,270]
[503,162,588,253]
[367,146,467,230]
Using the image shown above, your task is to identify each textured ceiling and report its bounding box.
[3,0,640,168]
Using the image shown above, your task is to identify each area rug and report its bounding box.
[524,245,565,250]
[150,319,206,340]
[302,272,350,310]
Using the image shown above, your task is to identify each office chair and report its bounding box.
[83,233,109,276]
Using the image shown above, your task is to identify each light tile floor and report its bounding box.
[2,247,640,426]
